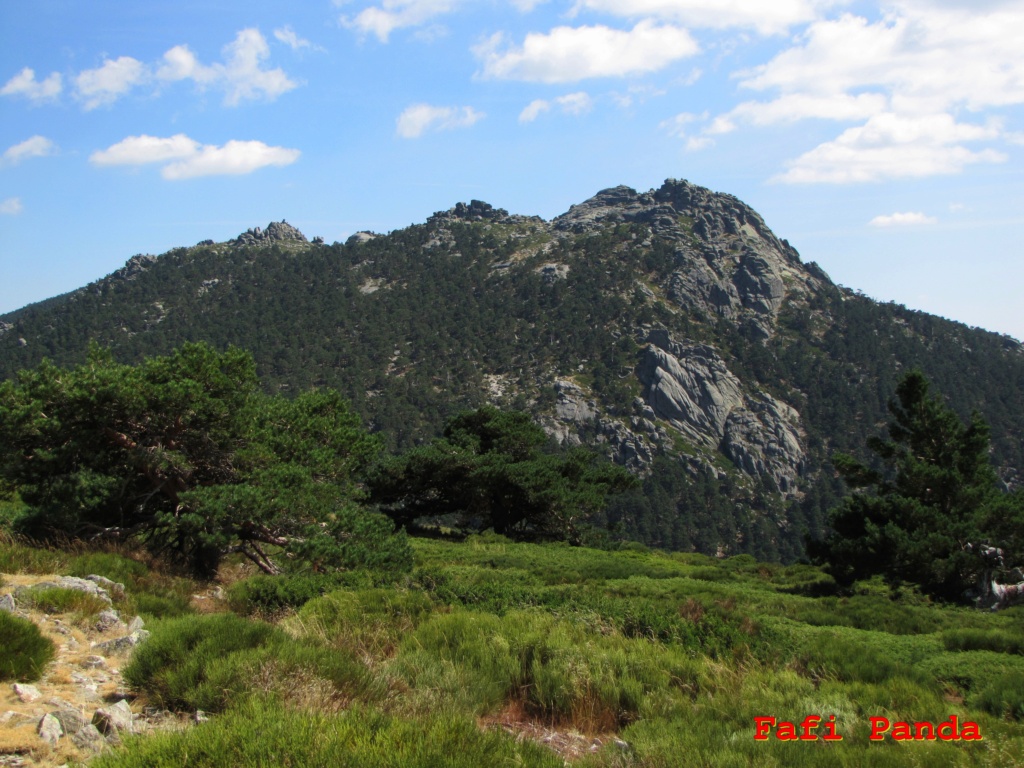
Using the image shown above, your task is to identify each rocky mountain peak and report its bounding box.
[231,220,308,247]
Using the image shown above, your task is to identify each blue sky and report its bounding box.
[2,0,1023,341]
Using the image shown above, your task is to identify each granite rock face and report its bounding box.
[232,220,308,247]
[637,330,805,492]
[554,179,826,339]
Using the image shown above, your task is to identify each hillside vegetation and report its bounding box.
[3,180,1023,561]
[3,533,1024,767]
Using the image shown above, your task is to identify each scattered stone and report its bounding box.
[56,576,113,603]
[12,684,42,703]
[38,713,63,746]
[51,708,87,736]
[127,615,145,633]
[2,710,37,727]
[93,700,133,735]
[71,723,106,754]
[193,710,210,724]
[81,655,107,669]
[0,593,15,612]
[85,575,126,599]
[95,609,125,632]
[93,628,150,654]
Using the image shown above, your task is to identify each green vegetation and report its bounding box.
[368,405,637,543]
[0,342,410,576]
[0,610,56,681]
[18,585,110,619]
[813,371,1024,602]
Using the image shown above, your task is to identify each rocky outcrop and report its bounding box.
[113,254,157,281]
[231,220,308,247]
[637,330,805,492]
[554,179,826,338]
[544,379,656,471]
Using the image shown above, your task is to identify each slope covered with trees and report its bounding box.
[2,180,1022,561]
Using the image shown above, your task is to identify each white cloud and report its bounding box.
[0,197,23,216]
[571,0,842,35]
[519,99,551,123]
[90,134,201,166]
[660,111,701,138]
[163,141,301,180]
[344,0,458,42]
[713,92,888,132]
[157,29,298,105]
[396,104,484,138]
[0,68,62,103]
[510,0,548,10]
[90,134,300,179]
[274,26,321,51]
[868,211,938,227]
[519,91,593,122]
[2,136,56,166]
[475,21,698,83]
[75,57,148,110]
[773,113,1006,183]
[739,7,1024,114]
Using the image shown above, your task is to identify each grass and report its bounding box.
[7,533,1024,767]
[0,610,56,681]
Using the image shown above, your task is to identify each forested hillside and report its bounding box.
[2,180,1022,560]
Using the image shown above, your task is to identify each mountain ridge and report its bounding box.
[2,178,1022,559]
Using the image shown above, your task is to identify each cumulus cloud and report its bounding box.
[869,211,938,227]
[0,68,62,103]
[396,103,484,138]
[75,57,148,110]
[156,29,298,106]
[571,0,841,35]
[519,99,551,123]
[0,197,23,215]
[90,134,300,179]
[163,141,301,180]
[274,26,322,51]
[2,136,57,166]
[475,21,698,82]
[703,2,1024,183]
[773,113,1006,183]
[519,91,593,122]
[343,0,458,42]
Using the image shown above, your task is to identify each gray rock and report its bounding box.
[51,708,87,736]
[38,713,62,746]
[93,628,150,654]
[13,683,42,703]
[85,575,125,599]
[231,220,308,247]
[0,594,15,612]
[70,723,106,753]
[95,610,124,632]
[81,655,107,669]
[92,700,133,735]
[638,330,805,492]
[127,615,145,633]
[346,231,378,245]
[54,576,113,604]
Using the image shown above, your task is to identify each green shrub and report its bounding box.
[132,592,193,620]
[90,698,564,768]
[67,552,148,585]
[974,671,1024,720]
[123,613,371,712]
[292,588,433,662]
[0,611,56,681]
[943,628,1024,655]
[227,573,358,616]
[20,586,109,618]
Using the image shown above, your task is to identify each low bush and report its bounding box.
[974,671,1024,720]
[20,586,109,618]
[0,611,55,681]
[90,698,564,768]
[123,613,371,712]
[943,628,1024,656]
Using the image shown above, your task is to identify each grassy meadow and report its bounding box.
[3,531,1024,767]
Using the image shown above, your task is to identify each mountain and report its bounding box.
[2,179,1022,560]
